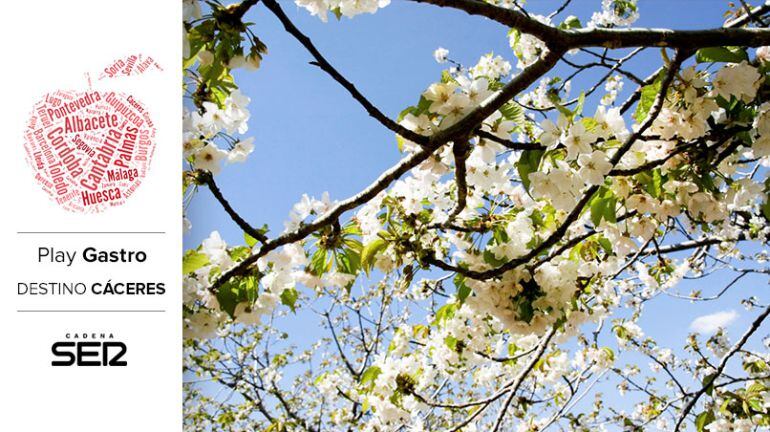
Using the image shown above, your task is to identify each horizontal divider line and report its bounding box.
[16,231,166,234]
[17,309,167,313]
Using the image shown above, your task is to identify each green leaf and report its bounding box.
[590,187,617,226]
[634,70,664,124]
[635,171,660,197]
[244,232,258,248]
[589,199,603,226]
[695,46,748,64]
[517,299,535,323]
[214,276,260,318]
[314,372,328,386]
[433,303,458,326]
[601,347,615,362]
[483,226,510,266]
[243,226,268,247]
[702,373,717,396]
[360,237,387,276]
[280,288,299,313]
[183,23,209,68]
[694,411,715,432]
[441,70,457,84]
[412,324,430,339]
[395,96,432,151]
[454,274,472,303]
[397,96,431,122]
[518,149,545,191]
[309,248,332,276]
[559,15,582,30]
[243,276,259,304]
[598,237,613,255]
[550,98,574,118]
[444,335,458,351]
[396,134,406,152]
[335,244,362,275]
[183,50,202,69]
[183,250,210,274]
[229,245,251,262]
[762,199,770,220]
[500,102,525,125]
[360,366,382,387]
[216,280,242,318]
[651,169,663,198]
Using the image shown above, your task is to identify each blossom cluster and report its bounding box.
[295,0,391,22]
[183,90,254,174]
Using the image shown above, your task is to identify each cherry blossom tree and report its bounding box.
[182,0,770,430]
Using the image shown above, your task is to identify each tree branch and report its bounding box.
[446,327,557,432]
[673,305,770,431]
[197,170,267,243]
[620,2,770,114]
[408,0,561,44]
[491,327,558,432]
[210,50,563,292]
[210,143,442,291]
[410,0,770,49]
[426,51,685,280]
[565,26,770,49]
[445,137,471,223]
[434,48,564,143]
[475,129,546,150]
[262,0,430,146]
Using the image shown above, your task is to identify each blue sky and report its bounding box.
[185,0,767,421]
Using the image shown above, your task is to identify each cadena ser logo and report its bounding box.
[51,332,127,367]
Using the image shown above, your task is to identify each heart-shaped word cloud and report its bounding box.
[23,55,159,213]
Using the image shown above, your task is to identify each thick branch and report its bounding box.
[565,26,770,49]
[414,0,769,126]
[408,0,561,44]
[445,138,471,223]
[410,0,770,50]
[231,0,259,19]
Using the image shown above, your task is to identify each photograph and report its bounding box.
[180,1,770,431]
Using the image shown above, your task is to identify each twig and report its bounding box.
[262,0,429,146]
[673,305,770,431]
[197,170,267,243]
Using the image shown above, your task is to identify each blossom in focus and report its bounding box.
[433,47,449,64]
